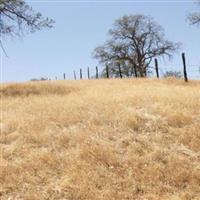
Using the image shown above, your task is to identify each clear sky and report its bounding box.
[1,0,200,82]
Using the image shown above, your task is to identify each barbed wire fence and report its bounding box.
[34,52,200,82]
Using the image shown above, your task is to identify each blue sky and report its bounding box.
[1,0,200,82]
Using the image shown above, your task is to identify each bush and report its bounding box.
[164,71,182,78]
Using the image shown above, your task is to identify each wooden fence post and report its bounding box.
[134,66,137,78]
[154,58,159,78]
[182,53,188,82]
[63,73,66,80]
[88,67,90,79]
[96,66,98,79]
[106,65,109,78]
[118,64,122,78]
[74,71,76,80]
[80,68,82,80]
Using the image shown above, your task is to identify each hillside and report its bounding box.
[1,79,200,200]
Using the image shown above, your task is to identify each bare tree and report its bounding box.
[0,0,54,55]
[93,15,180,77]
[188,0,200,26]
[0,0,54,56]
[0,0,54,37]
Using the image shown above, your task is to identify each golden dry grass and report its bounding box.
[0,78,200,200]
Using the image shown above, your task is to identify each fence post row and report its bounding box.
[70,53,189,81]
[182,53,188,82]
[106,65,109,78]
[154,58,159,79]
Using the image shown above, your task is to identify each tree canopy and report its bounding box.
[188,0,200,26]
[93,15,180,77]
[0,0,54,38]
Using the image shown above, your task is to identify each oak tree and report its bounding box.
[93,15,180,77]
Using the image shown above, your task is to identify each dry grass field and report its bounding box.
[0,78,200,200]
